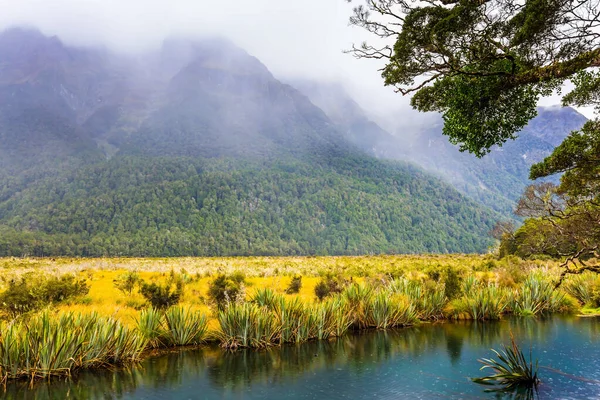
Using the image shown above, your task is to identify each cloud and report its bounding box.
[0,0,579,123]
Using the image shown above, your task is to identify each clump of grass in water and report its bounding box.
[136,306,208,348]
[217,303,279,349]
[0,311,146,383]
[472,333,539,393]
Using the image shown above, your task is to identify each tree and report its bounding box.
[347,0,600,156]
[347,0,600,279]
[510,121,600,283]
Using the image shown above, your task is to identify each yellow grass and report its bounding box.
[0,254,564,326]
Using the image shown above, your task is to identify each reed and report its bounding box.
[342,283,374,329]
[563,272,594,305]
[271,296,308,343]
[464,284,506,320]
[136,308,164,348]
[312,297,352,340]
[250,288,278,308]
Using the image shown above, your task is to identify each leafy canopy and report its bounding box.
[348,0,600,156]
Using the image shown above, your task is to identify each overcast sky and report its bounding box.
[0,0,592,123]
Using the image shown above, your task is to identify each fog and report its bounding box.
[0,0,591,125]
[0,0,419,122]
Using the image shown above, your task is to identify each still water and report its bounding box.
[6,316,600,399]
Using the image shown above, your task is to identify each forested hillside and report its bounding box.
[0,28,498,256]
[292,80,587,215]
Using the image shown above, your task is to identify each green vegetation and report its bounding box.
[0,255,592,382]
[472,334,539,393]
[0,311,146,383]
[285,275,302,294]
[0,156,497,257]
[350,0,600,278]
[139,277,184,310]
[208,273,247,310]
[0,274,88,318]
[349,0,599,156]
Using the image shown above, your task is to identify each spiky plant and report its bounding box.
[162,306,208,346]
[136,308,164,348]
[472,334,539,392]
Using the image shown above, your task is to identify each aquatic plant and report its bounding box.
[251,288,278,309]
[0,311,146,383]
[271,296,307,343]
[162,306,208,347]
[312,297,352,340]
[472,334,539,392]
[365,292,417,329]
[511,272,569,316]
[217,303,278,349]
[388,279,447,320]
[342,283,374,329]
[136,308,164,348]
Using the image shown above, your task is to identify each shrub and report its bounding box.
[0,274,89,318]
[113,271,141,296]
[139,281,183,309]
[443,267,462,300]
[285,276,302,294]
[314,274,349,301]
[208,273,246,310]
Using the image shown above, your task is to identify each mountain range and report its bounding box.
[291,80,587,215]
[0,27,580,256]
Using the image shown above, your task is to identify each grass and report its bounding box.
[0,255,583,381]
[0,311,146,383]
[472,333,539,392]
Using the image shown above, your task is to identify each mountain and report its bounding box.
[0,28,498,256]
[293,80,587,215]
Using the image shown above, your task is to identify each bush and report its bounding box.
[113,271,141,296]
[443,267,462,300]
[314,274,349,301]
[208,273,246,310]
[285,276,302,294]
[0,274,89,318]
[139,278,183,310]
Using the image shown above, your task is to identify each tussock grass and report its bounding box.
[0,311,146,383]
[472,333,539,392]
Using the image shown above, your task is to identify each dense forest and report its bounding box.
[0,155,495,256]
[0,28,504,257]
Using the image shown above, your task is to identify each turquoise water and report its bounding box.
[6,316,600,399]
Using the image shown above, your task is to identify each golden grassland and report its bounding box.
[0,254,567,326]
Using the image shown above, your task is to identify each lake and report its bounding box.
[5,316,600,399]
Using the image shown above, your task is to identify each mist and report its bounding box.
[0,0,420,122]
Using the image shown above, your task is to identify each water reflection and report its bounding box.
[5,316,600,400]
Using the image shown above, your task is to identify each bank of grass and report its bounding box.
[0,254,591,382]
